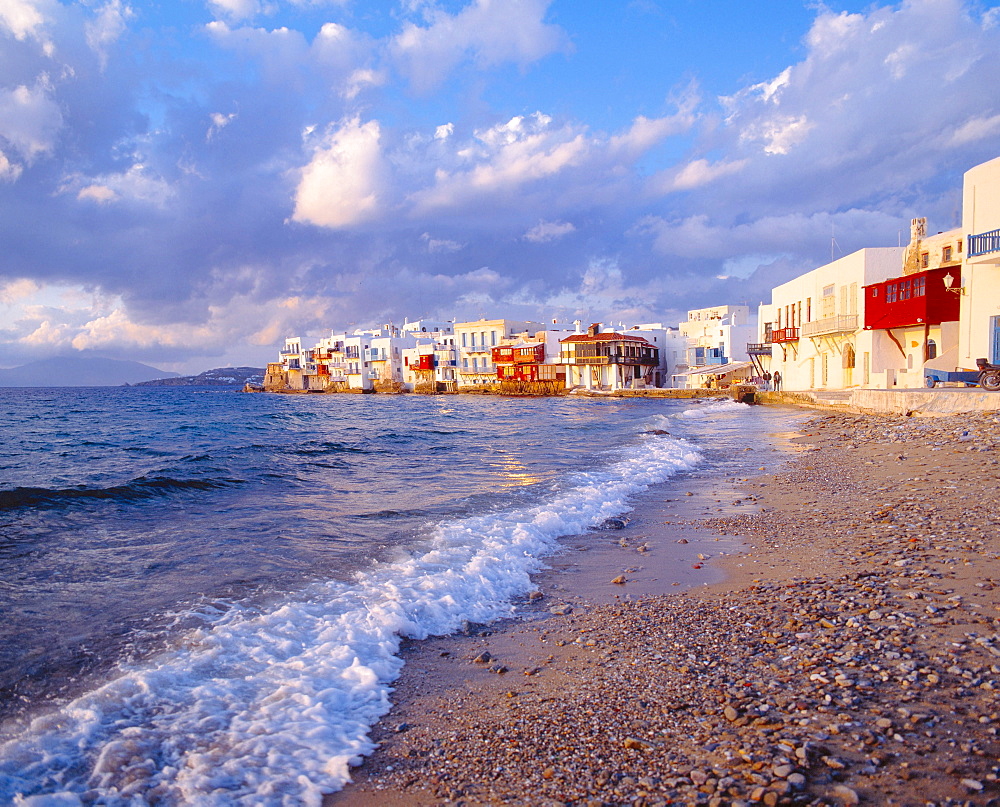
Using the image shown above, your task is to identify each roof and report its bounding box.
[559,333,654,346]
[672,361,753,377]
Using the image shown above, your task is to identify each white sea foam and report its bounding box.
[0,429,702,806]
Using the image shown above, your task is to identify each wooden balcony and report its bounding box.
[769,328,800,343]
[746,343,772,356]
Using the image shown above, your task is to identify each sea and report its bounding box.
[0,387,795,805]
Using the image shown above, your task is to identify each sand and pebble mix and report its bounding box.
[330,409,1000,807]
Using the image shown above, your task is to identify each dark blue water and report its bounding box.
[0,387,792,804]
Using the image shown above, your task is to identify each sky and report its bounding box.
[1,0,999,374]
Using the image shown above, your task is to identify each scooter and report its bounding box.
[976,358,1000,391]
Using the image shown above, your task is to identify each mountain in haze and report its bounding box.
[132,367,264,387]
[0,357,179,387]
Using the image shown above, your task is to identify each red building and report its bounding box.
[492,342,549,382]
[863,266,961,331]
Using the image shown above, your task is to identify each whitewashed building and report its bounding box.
[959,155,1000,367]
[757,248,902,390]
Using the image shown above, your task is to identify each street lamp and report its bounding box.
[943,272,966,295]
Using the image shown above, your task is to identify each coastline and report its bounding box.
[327,408,1000,806]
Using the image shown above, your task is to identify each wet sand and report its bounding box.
[328,409,1000,806]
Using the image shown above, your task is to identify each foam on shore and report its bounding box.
[0,406,737,806]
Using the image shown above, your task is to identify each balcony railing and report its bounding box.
[746,343,772,356]
[280,348,300,355]
[969,227,1000,258]
[769,328,800,343]
[561,352,658,365]
[801,315,858,337]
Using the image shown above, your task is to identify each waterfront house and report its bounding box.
[400,321,459,392]
[559,324,659,391]
[862,218,962,388]
[757,248,902,390]
[280,336,304,390]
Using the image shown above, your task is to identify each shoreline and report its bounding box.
[327,409,1000,806]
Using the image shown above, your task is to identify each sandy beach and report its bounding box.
[328,407,1000,807]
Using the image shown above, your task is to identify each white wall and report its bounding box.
[960,155,1000,365]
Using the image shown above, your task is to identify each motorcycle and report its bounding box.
[976,358,1000,391]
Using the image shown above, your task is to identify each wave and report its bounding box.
[0,476,242,511]
[0,429,704,805]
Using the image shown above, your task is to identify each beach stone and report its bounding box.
[830,784,860,805]
[611,575,627,585]
[623,737,656,751]
[549,603,573,615]
[960,778,984,792]
[724,705,739,722]
[472,651,492,664]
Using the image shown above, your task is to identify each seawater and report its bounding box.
[0,387,788,805]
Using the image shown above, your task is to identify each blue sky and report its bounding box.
[1,0,999,373]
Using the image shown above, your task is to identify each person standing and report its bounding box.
[762,370,772,390]
[773,370,782,391]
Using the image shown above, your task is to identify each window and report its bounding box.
[462,333,467,347]
[886,284,897,303]
[921,252,929,268]
[942,246,952,262]
[914,276,926,296]
[927,339,937,360]
[958,239,963,253]
[899,280,911,301]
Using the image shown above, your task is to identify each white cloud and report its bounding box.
[420,232,464,253]
[77,184,117,203]
[207,111,237,141]
[947,113,1000,146]
[207,0,268,23]
[0,78,63,162]
[410,112,588,213]
[0,278,40,304]
[390,0,568,92]
[291,117,386,229]
[608,110,696,158]
[0,149,22,181]
[657,158,747,192]
[85,0,132,68]
[0,0,52,45]
[524,219,575,242]
[61,164,175,207]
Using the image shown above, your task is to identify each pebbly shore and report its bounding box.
[329,410,1000,807]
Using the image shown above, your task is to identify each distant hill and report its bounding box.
[0,357,179,387]
[132,367,265,387]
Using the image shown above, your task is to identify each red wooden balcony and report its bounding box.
[769,328,800,343]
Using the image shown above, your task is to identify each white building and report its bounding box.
[758,248,902,390]
[400,322,460,392]
[959,155,1000,367]
[678,305,755,370]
